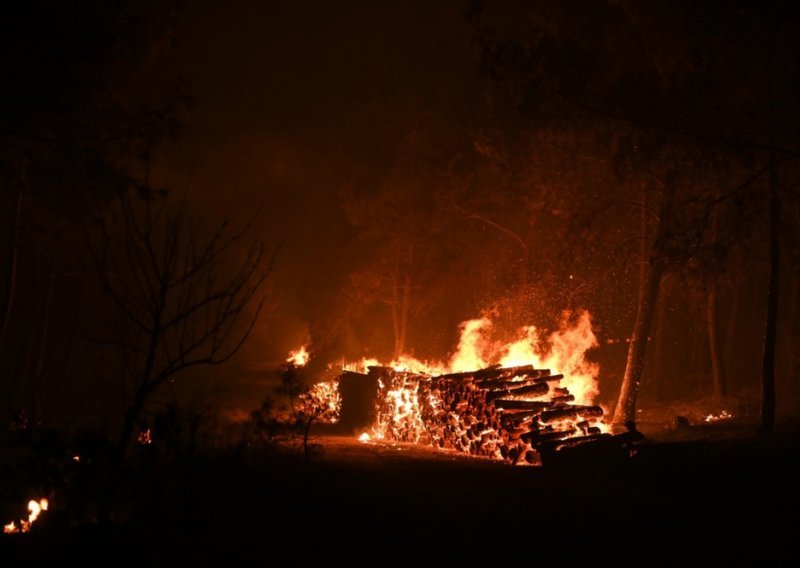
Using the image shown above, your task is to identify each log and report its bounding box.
[493,399,552,411]
[538,432,612,453]
[550,394,575,405]
[540,405,604,423]
[521,428,576,444]
[505,382,550,398]
[531,373,564,383]
[435,364,507,382]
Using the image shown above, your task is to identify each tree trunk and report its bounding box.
[0,187,23,351]
[723,273,740,394]
[759,155,780,436]
[33,259,56,421]
[117,385,151,452]
[707,283,726,400]
[391,243,413,359]
[613,186,674,425]
[651,275,668,396]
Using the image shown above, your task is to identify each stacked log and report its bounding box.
[356,364,623,465]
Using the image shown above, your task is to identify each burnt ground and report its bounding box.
[2,422,799,564]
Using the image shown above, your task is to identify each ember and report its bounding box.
[137,429,152,445]
[704,410,732,423]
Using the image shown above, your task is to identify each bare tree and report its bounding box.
[85,193,272,452]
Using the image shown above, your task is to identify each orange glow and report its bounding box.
[704,410,732,423]
[3,498,49,534]
[287,345,310,367]
[358,432,371,442]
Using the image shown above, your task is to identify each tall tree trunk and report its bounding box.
[759,154,780,435]
[613,186,674,425]
[760,5,779,435]
[0,187,23,351]
[707,283,726,400]
[707,199,726,401]
[651,275,668,396]
[33,259,56,422]
[391,243,413,359]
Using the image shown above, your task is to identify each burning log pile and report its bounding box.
[363,364,618,465]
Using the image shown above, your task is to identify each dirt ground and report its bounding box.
[2,421,799,563]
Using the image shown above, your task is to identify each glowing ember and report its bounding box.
[704,410,732,423]
[287,345,310,367]
[3,498,49,534]
[298,379,341,423]
[358,432,371,442]
[137,428,152,445]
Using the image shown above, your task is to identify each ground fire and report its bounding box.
[300,311,643,464]
[3,498,49,534]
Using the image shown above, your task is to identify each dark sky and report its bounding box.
[150,1,482,371]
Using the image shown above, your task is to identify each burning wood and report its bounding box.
[316,311,638,464]
[356,364,615,464]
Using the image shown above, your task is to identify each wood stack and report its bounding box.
[362,364,612,465]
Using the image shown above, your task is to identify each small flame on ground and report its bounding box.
[287,345,310,367]
[704,410,732,423]
[3,498,49,534]
[358,432,371,443]
[137,429,152,445]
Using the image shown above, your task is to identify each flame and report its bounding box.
[3,498,49,534]
[298,379,341,423]
[287,345,310,367]
[704,410,732,423]
[449,317,493,372]
[320,310,606,464]
[499,311,599,405]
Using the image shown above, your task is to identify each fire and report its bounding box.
[298,379,341,423]
[704,410,732,423]
[336,310,609,465]
[3,498,49,534]
[137,428,152,445]
[287,345,310,367]
[358,432,371,442]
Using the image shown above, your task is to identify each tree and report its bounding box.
[0,0,183,422]
[469,0,800,425]
[84,193,271,452]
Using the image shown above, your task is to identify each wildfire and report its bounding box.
[287,345,310,367]
[338,310,610,465]
[704,410,732,423]
[358,432,371,442]
[3,498,49,534]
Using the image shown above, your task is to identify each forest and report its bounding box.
[1,0,799,561]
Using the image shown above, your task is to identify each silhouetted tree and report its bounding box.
[84,193,271,452]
